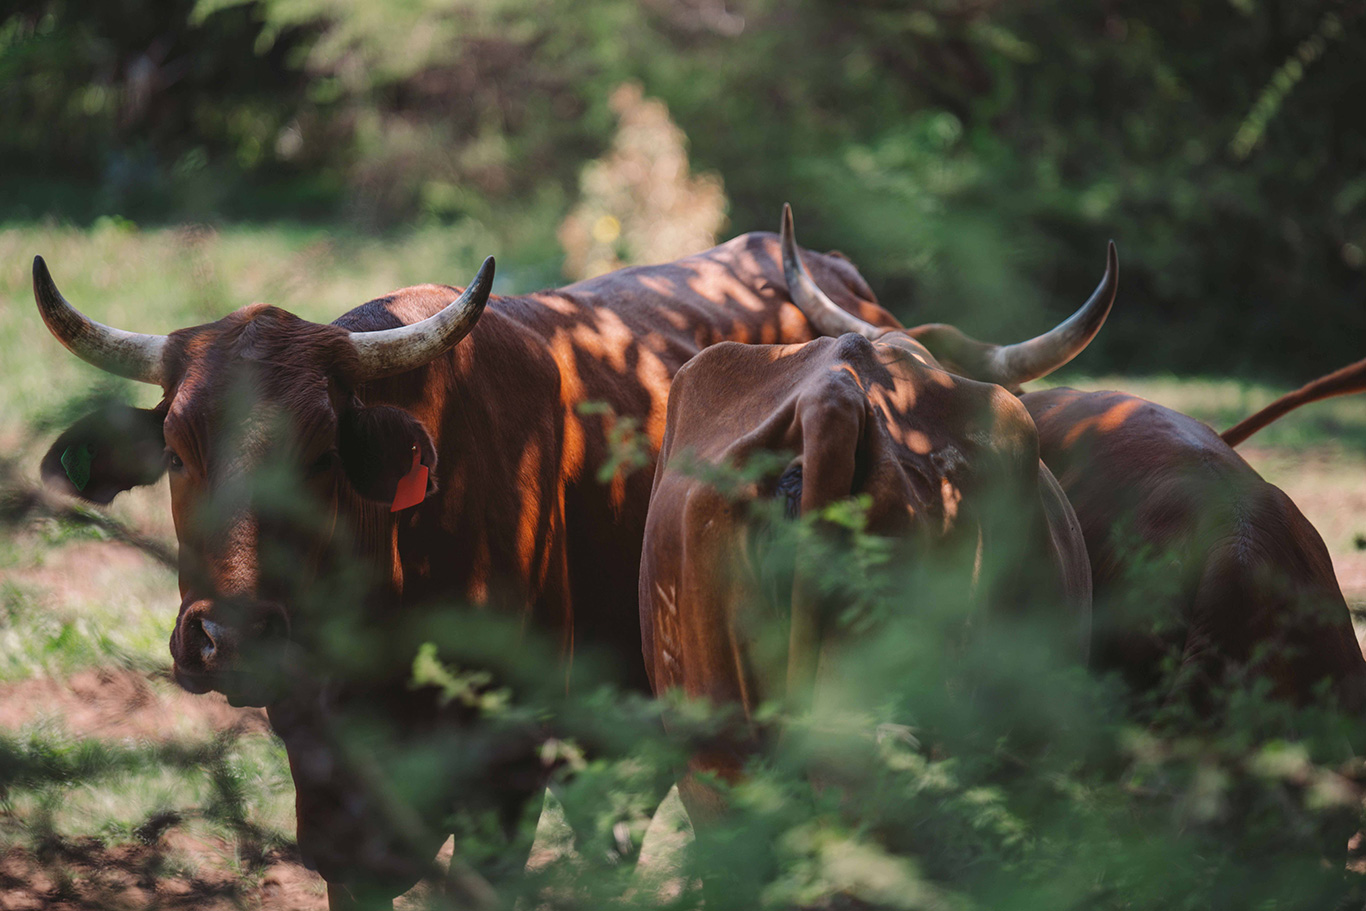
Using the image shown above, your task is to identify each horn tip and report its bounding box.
[32,255,57,307]
[780,203,796,251]
[475,255,495,288]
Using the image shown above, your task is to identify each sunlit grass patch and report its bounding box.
[0,729,294,848]
[0,524,175,680]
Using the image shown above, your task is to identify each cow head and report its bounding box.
[33,255,494,706]
[776,202,1113,624]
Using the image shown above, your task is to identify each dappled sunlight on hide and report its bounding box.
[757,342,812,365]
[569,308,635,374]
[830,362,869,392]
[548,331,589,480]
[1058,392,1146,449]
[869,374,922,424]
[726,247,783,314]
[514,439,548,580]
[641,327,1094,752]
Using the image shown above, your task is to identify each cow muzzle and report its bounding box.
[171,598,292,707]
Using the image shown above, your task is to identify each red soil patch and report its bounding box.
[0,670,463,909]
[0,669,267,741]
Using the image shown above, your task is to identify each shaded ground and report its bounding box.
[0,835,325,911]
[0,668,313,911]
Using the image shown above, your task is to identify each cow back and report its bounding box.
[1022,387,1366,712]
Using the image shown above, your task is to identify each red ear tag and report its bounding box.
[390,447,429,513]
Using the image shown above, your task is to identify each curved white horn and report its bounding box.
[780,204,881,341]
[348,256,495,380]
[983,241,1118,385]
[33,255,167,386]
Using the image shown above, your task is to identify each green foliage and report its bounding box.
[0,1,323,219]
[411,642,510,714]
[578,400,654,484]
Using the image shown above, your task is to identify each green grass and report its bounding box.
[0,727,295,846]
[0,509,176,680]
[0,724,297,906]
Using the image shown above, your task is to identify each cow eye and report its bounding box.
[164,450,184,472]
[308,450,339,477]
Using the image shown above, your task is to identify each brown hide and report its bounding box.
[327,233,898,684]
[1022,387,1366,713]
[38,231,899,896]
[640,333,1091,815]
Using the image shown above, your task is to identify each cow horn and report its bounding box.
[910,242,1118,386]
[781,204,881,341]
[347,256,495,380]
[33,256,168,386]
[982,241,1118,385]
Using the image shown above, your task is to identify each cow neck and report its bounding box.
[348,305,569,622]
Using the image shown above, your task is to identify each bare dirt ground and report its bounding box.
[0,668,321,911]
[0,669,267,741]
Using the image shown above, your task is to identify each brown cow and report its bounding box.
[639,206,1113,821]
[1017,387,1366,718]
[31,234,902,909]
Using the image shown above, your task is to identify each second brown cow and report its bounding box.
[639,207,1115,820]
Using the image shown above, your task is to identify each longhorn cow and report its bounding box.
[33,234,904,909]
[807,248,1366,719]
[639,206,1115,821]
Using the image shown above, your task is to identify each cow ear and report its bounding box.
[337,404,438,504]
[40,404,167,504]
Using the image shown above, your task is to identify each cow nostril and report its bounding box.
[198,618,225,662]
